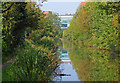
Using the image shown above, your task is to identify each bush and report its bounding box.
[9,41,58,81]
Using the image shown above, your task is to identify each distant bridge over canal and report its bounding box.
[58,15,73,29]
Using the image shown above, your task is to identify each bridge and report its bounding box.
[58,15,73,29]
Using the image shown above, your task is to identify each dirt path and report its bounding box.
[1,57,16,69]
[60,38,70,41]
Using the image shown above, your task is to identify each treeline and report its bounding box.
[63,2,120,81]
[2,2,62,81]
[64,2,119,54]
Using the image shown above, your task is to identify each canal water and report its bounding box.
[53,49,80,81]
[53,40,118,81]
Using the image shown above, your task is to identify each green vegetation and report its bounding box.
[62,40,118,81]
[2,1,120,82]
[63,2,119,81]
[2,2,62,82]
[64,2,119,51]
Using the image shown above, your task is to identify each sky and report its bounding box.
[40,2,81,15]
[38,0,85,15]
[43,0,85,2]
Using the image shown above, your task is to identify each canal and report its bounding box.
[53,49,80,81]
[53,40,118,81]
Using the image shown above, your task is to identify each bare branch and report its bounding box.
[2,3,14,13]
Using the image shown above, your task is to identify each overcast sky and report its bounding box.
[40,2,81,15]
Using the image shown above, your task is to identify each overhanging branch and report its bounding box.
[1,3,14,13]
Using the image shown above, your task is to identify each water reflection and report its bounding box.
[53,49,80,81]
[59,50,70,60]
[54,40,118,81]
[62,40,118,81]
